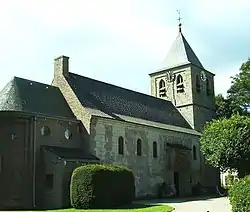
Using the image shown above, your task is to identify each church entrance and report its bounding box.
[174,172,180,196]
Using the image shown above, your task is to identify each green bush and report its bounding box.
[225,172,238,188]
[70,164,135,209]
[229,175,250,212]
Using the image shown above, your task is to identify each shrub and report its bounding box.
[229,175,250,212]
[225,172,238,189]
[70,164,135,209]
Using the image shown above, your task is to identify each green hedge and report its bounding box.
[225,172,238,188]
[70,164,135,209]
[229,175,250,212]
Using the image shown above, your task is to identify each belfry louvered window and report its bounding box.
[159,79,166,97]
[196,75,201,92]
[176,74,184,93]
[206,79,212,95]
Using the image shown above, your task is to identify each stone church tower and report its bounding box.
[150,25,220,187]
[149,26,216,132]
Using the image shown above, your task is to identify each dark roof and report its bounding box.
[43,146,99,161]
[65,73,192,129]
[157,32,204,71]
[0,77,75,118]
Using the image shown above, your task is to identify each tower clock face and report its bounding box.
[200,71,207,82]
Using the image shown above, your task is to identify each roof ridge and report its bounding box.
[13,76,59,88]
[69,72,173,106]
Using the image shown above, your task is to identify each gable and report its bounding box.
[65,73,192,129]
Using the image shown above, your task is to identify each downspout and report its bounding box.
[32,116,37,208]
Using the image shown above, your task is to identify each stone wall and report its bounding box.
[90,116,201,197]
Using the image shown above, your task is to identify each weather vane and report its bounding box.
[177,9,182,32]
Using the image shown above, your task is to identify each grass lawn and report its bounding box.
[46,204,174,212]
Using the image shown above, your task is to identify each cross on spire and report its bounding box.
[177,9,182,33]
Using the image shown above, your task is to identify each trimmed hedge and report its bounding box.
[70,164,135,209]
[229,175,250,212]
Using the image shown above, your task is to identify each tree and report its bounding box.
[200,114,250,178]
[227,58,250,113]
[214,58,250,119]
[215,94,245,119]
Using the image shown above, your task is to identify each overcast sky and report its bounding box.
[0,0,249,96]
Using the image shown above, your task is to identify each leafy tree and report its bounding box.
[227,58,250,113]
[200,114,250,178]
[214,58,250,118]
[215,94,245,119]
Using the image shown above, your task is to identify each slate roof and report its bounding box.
[157,31,204,71]
[43,146,100,161]
[0,77,75,118]
[65,73,192,129]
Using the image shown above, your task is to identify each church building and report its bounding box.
[0,26,220,209]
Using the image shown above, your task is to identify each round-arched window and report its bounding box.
[40,126,51,136]
[65,129,72,140]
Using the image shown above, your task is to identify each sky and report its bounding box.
[0,0,250,97]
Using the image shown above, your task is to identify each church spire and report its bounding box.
[177,9,182,33]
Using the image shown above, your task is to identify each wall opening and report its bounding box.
[193,145,197,160]
[206,79,212,95]
[137,139,142,156]
[118,136,124,155]
[176,74,184,93]
[46,174,54,190]
[153,141,158,158]
[196,75,201,92]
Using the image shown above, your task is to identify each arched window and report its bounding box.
[153,141,157,158]
[137,139,142,156]
[206,79,211,95]
[176,74,183,84]
[176,74,184,93]
[118,136,124,155]
[193,145,197,160]
[196,75,201,92]
[159,79,165,89]
[159,79,166,97]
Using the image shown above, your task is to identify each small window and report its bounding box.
[193,146,197,160]
[41,126,51,136]
[153,141,157,158]
[65,129,72,140]
[137,139,142,156]
[176,74,184,93]
[46,174,54,190]
[159,79,166,97]
[196,75,201,92]
[118,136,124,155]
